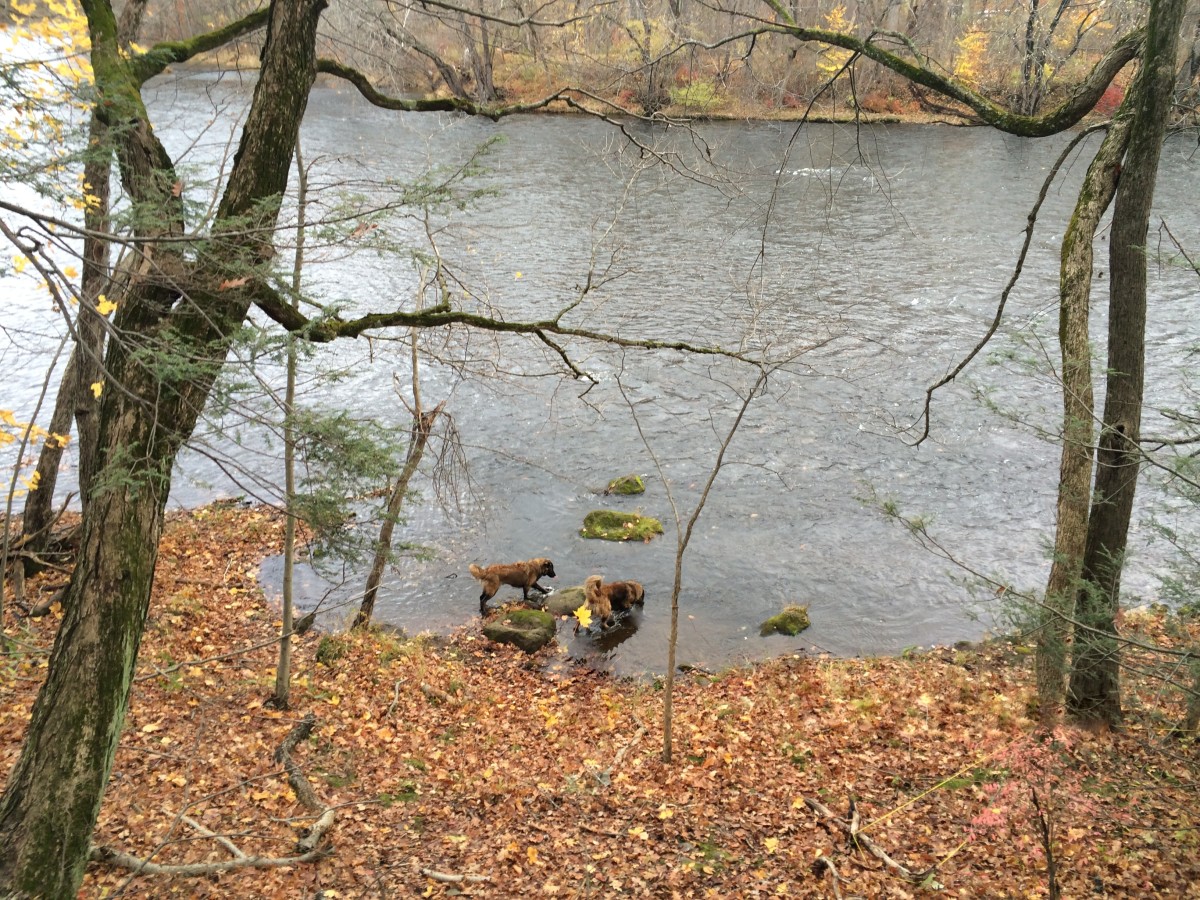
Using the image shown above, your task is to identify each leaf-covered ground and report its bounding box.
[2,504,1198,898]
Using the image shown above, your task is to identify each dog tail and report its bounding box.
[469,564,484,580]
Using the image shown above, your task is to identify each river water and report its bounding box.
[4,73,1199,674]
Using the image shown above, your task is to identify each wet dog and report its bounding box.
[584,574,646,629]
[470,557,556,615]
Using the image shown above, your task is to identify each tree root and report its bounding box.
[90,713,334,877]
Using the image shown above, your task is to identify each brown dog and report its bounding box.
[470,558,556,615]
[584,574,646,629]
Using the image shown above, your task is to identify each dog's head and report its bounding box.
[534,558,556,578]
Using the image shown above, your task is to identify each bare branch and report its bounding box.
[910,123,1108,444]
[386,0,610,30]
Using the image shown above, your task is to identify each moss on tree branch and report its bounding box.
[246,280,742,366]
[756,0,1143,137]
[130,10,271,85]
[315,59,571,119]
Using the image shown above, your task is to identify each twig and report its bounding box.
[180,815,245,859]
[385,678,407,718]
[420,868,490,884]
[911,124,1106,445]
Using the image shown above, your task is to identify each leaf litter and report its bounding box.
[1,504,1198,898]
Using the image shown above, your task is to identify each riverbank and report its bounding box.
[1,503,1197,897]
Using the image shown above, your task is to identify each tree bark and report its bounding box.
[0,2,326,895]
[1036,115,1132,717]
[355,405,441,629]
[1067,0,1187,726]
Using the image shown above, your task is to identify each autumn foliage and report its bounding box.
[1,504,1198,897]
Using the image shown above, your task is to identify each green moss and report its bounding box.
[316,634,348,664]
[759,605,811,637]
[606,473,645,495]
[581,509,664,542]
[482,608,556,653]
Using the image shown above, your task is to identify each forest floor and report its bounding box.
[2,504,1199,899]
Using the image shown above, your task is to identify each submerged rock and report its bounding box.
[606,473,645,495]
[759,605,811,637]
[581,509,664,542]
[483,608,557,653]
[543,585,586,617]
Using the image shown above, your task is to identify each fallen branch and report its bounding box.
[89,842,327,876]
[804,796,934,884]
[385,677,407,718]
[812,855,845,899]
[420,681,452,704]
[274,712,335,853]
[612,725,646,769]
[91,714,334,878]
[420,868,491,884]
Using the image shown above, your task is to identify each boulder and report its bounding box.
[483,608,557,653]
[759,605,811,637]
[543,584,586,617]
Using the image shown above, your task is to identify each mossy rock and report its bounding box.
[759,605,811,637]
[482,608,556,653]
[606,473,645,495]
[543,585,587,617]
[581,509,664,542]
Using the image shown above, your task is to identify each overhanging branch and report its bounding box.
[244,277,745,365]
[130,9,271,85]
[753,0,1143,136]
[316,59,570,119]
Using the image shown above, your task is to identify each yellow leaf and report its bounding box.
[90,381,103,399]
[657,805,673,819]
[527,845,538,864]
[62,265,78,279]
[514,271,523,279]
[328,695,340,706]
[96,295,117,316]
[13,256,27,274]
[574,602,592,630]
[764,837,779,854]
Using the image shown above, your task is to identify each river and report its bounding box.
[4,73,1199,675]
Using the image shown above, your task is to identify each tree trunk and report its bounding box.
[0,1,325,894]
[273,142,307,710]
[20,112,114,559]
[355,406,441,629]
[1067,0,1187,726]
[1036,115,1132,717]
